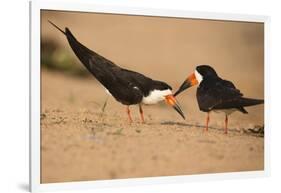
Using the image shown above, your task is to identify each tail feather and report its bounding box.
[237,106,248,114]
[64,27,96,69]
[239,97,264,107]
[48,20,65,35]
[48,20,119,81]
[48,20,103,63]
[213,97,264,110]
[48,20,96,73]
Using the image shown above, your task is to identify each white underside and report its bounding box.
[142,89,172,105]
[105,88,112,96]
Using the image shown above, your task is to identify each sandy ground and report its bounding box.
[41,70,264,183]
[41,11,264,183]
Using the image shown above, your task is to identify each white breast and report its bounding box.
[142,89,172,105]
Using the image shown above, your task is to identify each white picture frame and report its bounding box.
[30,0,270,192]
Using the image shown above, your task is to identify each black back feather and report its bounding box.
[49,21,172,105]
[197,76,263,112]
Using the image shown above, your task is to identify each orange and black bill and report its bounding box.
[174,72,198,96]
[165,95,185,119]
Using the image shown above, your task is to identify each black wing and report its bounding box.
[64,28,121,86]
[64,28,159,96]
[197,78,243,111]
[49,21,160,104]
[48,21,120,85]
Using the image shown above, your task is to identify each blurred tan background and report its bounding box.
[41,10,264,183]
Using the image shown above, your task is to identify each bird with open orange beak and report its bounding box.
[49,21,185,123]
[174,65,264,134]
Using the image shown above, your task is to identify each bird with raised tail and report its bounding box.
[174,65,264,134]
[49,21,185,123]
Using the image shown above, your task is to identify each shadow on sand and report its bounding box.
[159,121,264,137]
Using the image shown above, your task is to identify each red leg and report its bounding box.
[205,112,210,132]
[224,114,228,134]
[139,104,145,123]
[126,106,133,123]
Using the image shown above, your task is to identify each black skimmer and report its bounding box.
[174,65,264,134]
[49,21,185,123]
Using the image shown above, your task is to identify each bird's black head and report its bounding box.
[174,65,218,96]
[154,81,172,91]
[196,65,218,79]
[143,80,185,119]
